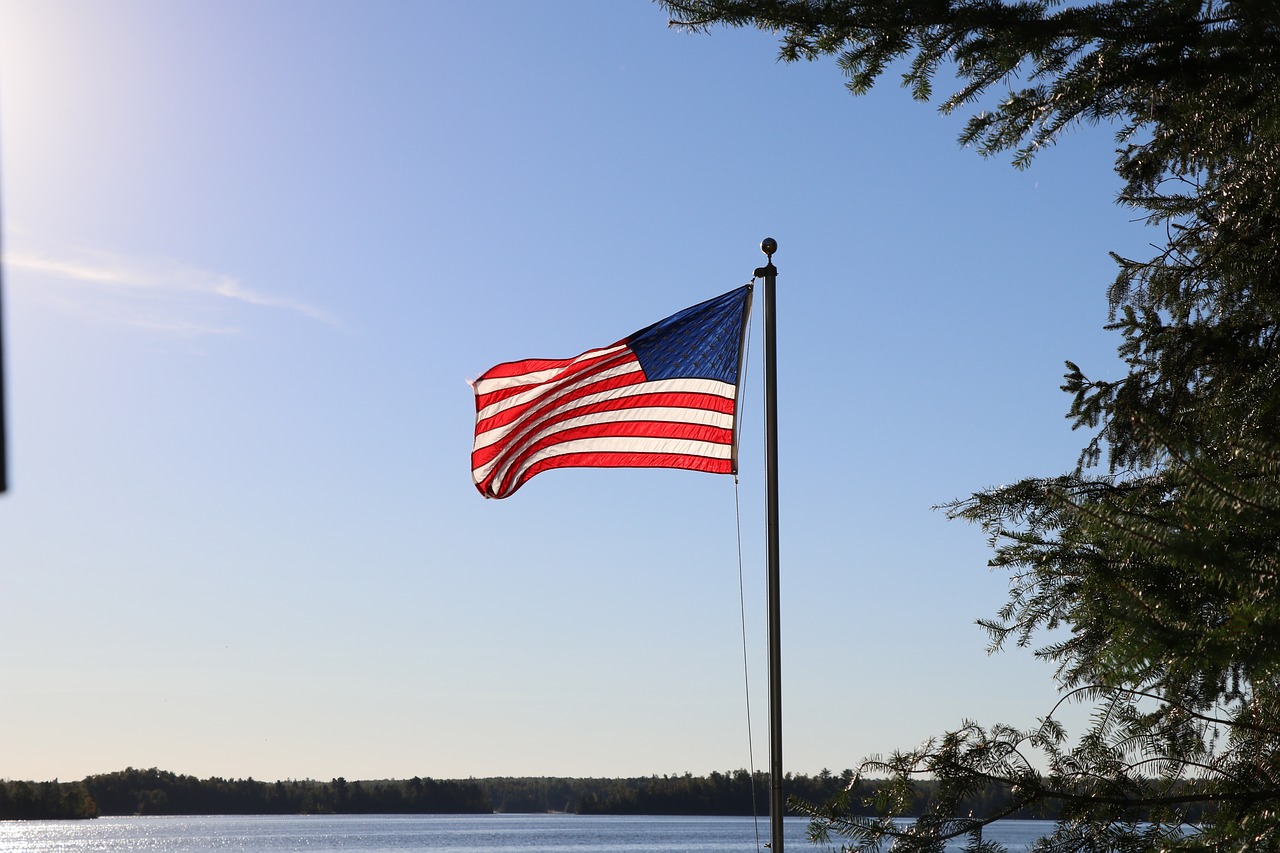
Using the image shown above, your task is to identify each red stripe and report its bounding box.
[480,420,733,498]
[476,413,732,484]
[476,348,618,379]
[475,368,644,438]
[472,385,735,471]
[494,451,734,499]
[530,419,732,450]
[474,347,631,411]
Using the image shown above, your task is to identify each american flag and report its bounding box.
[471,285,753,499]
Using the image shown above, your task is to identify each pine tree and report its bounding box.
[661,1,1280,849]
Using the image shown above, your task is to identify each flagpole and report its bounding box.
[755,237,783,852]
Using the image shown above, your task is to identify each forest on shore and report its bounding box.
[0,767,1060,821]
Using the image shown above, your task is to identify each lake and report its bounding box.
[0,813,1056,852]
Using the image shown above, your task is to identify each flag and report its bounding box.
[471,285,754,499]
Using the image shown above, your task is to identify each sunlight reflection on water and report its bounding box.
[0,814,1054,852]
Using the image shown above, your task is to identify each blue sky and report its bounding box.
[0,1,1150,783]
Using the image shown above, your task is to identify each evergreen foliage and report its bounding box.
[0,780,98,820]
[661,1,1280,850]
[38,767,490,818]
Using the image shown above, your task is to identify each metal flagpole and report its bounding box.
[755,237,782,851]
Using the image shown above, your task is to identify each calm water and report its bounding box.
[0,813,1054,852]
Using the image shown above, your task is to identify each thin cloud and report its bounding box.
[121,317,245,337]
[5,247,340,331]
[211,278,337,325]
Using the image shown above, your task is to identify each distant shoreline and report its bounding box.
[1,767,1066,822]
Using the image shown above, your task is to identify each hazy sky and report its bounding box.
[1,1,1151,784]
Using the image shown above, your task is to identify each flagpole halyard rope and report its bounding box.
[734,479,763,852]
[734,283,763,851]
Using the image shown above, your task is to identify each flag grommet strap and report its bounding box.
[471,285,754,499]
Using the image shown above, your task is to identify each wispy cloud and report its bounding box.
[4,246,339,333]
[210,278,337,325]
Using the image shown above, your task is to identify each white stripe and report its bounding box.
[496,435,733,495]
[475,358,642,425]
[473,344,629,395]
[473,401,735,484]
[477,379,736,489]
[474,375,735,454]
[472,376,736,482]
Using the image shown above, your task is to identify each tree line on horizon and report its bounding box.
[0,768,487,821]
[0,766,1211,823]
